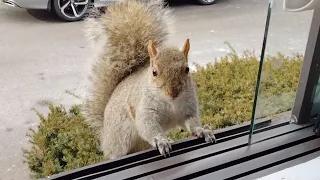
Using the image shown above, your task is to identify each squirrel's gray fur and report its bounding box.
[84,0,174,129]
[84,0,216,159]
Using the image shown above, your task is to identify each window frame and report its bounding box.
[292,9,320,124]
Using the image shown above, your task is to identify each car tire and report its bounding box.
[197,0,215,5]
[52,0,89,22]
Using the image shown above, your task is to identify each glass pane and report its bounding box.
[249,0,313,143]
[311,75,320,118]
[310,72,320,134]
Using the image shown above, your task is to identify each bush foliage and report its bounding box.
[167,48,302,139]
[23,105,103,179]
[195,49,302,128]
[24,48,303,178]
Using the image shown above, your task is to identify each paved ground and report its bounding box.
[0,0,313,179]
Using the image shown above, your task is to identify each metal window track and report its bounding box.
[45,117,320,180]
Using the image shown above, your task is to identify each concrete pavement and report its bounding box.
[0,0,313,179]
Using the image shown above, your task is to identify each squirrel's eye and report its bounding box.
[185,67,190,73]
[152,69,158,76]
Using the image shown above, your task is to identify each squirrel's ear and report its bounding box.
[148,40,157,60]
[182,39,190,57]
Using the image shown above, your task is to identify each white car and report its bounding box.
[2,0,216,22]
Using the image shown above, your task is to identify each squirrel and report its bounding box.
[83,0,216,159]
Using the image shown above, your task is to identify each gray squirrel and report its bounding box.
[84,0,216,159]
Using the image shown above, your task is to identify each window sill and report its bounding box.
[45,115,320,180]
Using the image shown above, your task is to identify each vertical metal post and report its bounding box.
[292,9,320,124]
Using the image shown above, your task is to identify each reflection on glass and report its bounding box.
[248,0,313,143]
[248,0,273,144]
[310,73,320,134]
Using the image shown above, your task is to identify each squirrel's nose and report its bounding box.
[169,88,180,99]
[171,94,178,99]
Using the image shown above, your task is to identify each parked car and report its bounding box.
[2,0,216,22]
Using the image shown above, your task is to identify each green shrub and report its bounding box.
[24,47,303,178]
[196,50,302,127]
[168,47,303,139]
[23,104,103,179]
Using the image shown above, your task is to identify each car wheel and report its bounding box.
[197,0,215,5]
[52,0,89,22]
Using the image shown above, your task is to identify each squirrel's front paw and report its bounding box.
[194,125,216,143]
[154,135,172,157]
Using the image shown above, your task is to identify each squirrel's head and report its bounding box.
[148,39,191,99]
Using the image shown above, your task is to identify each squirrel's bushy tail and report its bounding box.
[83,0,174,128]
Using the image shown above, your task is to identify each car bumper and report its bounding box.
[94,0,117,7]
[3,0,49,10]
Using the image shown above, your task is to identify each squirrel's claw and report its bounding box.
[154,136,172,158]
[195,125,217,144]
[167,138,174,150]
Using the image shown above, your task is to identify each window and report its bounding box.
[2,0,320,180]
[249,0,314,142]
